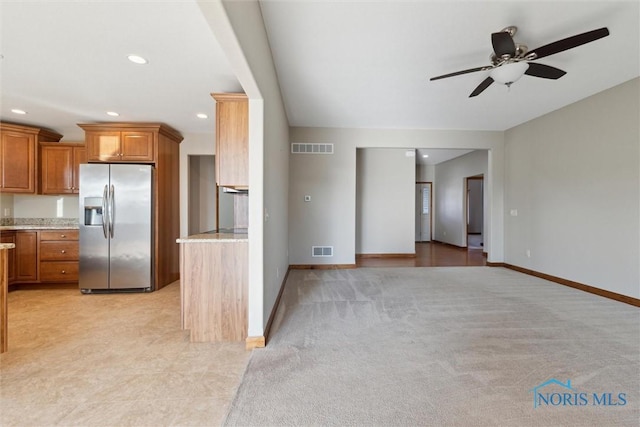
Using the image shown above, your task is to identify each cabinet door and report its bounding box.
[0,232,15,283]
[216,100,248,187]
[72,146,87,193]
[15,231,38,282]
[86,132,121,162]
[1,131,36,193]
[40,146,74,194]
[121,131,154,162]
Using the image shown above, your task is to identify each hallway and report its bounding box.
[356,242,486,268]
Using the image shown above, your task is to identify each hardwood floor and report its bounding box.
[356,242,486,268]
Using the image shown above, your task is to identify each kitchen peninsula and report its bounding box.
[177,230,248,343]
[178,92,251,345]
[1,241,15,353]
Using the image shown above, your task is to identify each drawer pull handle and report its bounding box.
[61,270,66,274]
[61,250,66,254]
[60,234,66,238]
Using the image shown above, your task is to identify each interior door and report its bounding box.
[415,183,432,242]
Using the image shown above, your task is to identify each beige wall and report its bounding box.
[433,150,488,246]
[0,193,14,219]
[179,133,215,238]
[356,148,415,255]
[201,0,290,337]
[504,77,639,298]
[289,127,505,264]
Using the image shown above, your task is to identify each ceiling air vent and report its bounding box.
[312,246,333,257]
[291,143,333,154]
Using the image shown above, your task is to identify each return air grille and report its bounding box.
[312,246,333,257]
[291,143,334,154]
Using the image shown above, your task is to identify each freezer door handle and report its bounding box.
[109,184,115,238]
[102,185,109,239]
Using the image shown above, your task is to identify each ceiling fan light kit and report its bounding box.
[490,61,529,86]
[430,26,610,97]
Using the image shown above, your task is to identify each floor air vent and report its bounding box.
[312,246,333,257]
[291,143,334,154]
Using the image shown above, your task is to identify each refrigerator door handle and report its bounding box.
[102,184,109,239]
[109,184,115,238]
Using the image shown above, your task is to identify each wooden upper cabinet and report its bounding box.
[39,142,86,194]
[86,131,120,162]
[212,93,248,189]
[120,131,154,161]
[79,124,181,164]
[73,146,87,191]
[84,130,154,162]
[0,123,62,193]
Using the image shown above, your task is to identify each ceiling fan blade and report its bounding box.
[430,66,491,81]
[469,77,494,98]
[524,62,567,79]
[528,27,609,60]
[492,31,516,57]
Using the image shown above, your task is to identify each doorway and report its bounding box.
[187,155,234,234]
[415,182,432,242]
[465,176,483,249]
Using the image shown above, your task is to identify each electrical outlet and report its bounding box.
[3,208,10,217]
[276,267,280,280]
[526,249,531,258]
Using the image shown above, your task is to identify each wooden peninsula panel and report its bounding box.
[180,238,248,342]
[1,243,15,353]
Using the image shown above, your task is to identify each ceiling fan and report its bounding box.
[430,26,610,97]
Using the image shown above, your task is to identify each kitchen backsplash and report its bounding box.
[7,195,79,219]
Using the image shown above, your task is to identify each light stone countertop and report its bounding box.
[0,243,15,250]
[176,231,248,243]
[0,218,79,230]
[0,225,79,230]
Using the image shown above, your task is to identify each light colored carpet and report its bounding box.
[224,267,639,426]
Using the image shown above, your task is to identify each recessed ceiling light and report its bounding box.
[422,154,429,158]
[106,111,119,117]
[127,54,148,65]
[11,109,27,115]
[196,113,208,119]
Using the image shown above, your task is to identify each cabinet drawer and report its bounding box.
[40,261,78,282]
[40,230,78,241]
[40,241,79,261]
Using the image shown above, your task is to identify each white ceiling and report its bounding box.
[415,149,475,166]
[0,1,241,141]
[1,1,638,155]
[260,0,639,131]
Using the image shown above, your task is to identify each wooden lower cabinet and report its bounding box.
[39,230,79,283]
[4,229,78,285]
[15,231,38,282]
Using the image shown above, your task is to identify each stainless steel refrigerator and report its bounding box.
[79,164,154,293]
